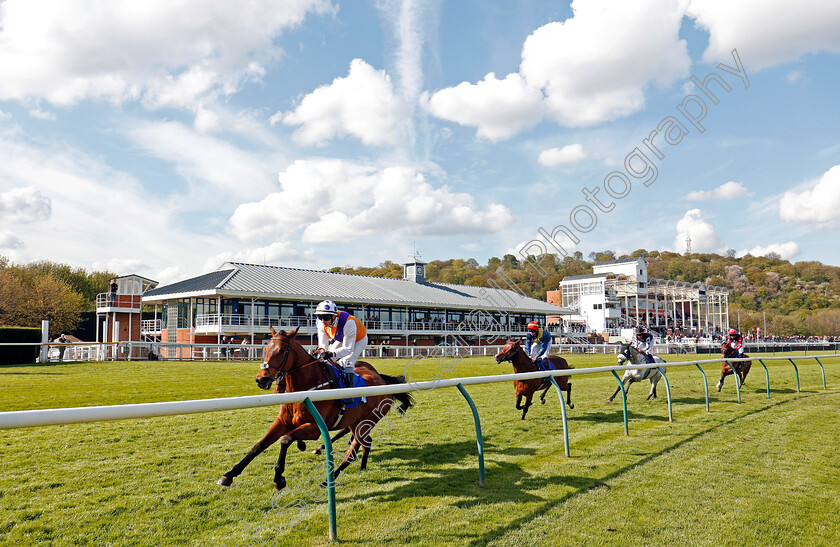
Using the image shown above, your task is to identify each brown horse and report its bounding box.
[218,327,413,490]
[717,341,752,391]
[495,340,574,420]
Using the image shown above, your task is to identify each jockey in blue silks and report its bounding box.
[631,326,656,364]
[525,321,553,369]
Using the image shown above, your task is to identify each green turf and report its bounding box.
[0,353,838,546]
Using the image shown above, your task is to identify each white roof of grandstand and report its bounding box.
[143,262,572,314]
[592,258,645,267]
[560,273,610,283]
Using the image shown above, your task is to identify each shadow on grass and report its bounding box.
[463,395,808,546]
[567,410,669,424]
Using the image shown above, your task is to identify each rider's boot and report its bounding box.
[344,369,355,388]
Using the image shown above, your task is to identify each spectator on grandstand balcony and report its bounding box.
[109,279,118,306]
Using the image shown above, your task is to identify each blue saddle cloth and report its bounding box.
[535,357,555,372]
[327,363,367,409]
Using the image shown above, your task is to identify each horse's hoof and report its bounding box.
[274,476,286,491]
[568,403,575,409]
[312,447,323,455]
[606,399,613,404]
[296,440,306,451]
[217,475,233,487]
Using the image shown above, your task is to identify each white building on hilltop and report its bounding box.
[558,258,729,337]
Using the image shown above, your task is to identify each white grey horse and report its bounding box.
[607,342,666,402]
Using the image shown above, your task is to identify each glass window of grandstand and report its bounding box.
[447,310,464,324]
[344,305,363,318]
[367,307,390,328]
[177,299,191,328]
[391,309,407,328]
[410,309,428,325]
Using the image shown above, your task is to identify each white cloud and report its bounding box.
[737,241,800,260]
[0,230,24,249]
[229,158,514,242]
[687,1,840,70]
[0,128,229,281]
[213,241,315,266]
[0,186,51,223]
[425,72,544,141]
[91,258,153,274]
[0,0,334,109]
[786,70,805,84]
[125,121,279,199]
[674,209,723,252]
[779,164,840,229]
[521,0,690,127]
[278,59,408,146]
[683,181,754,201]
[538,144,587,166]
[28,108,56,121]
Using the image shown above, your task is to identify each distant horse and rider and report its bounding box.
[495,339,574,420]
[218,326,413,490]
[607,341,666,402]
[717,340,751,391]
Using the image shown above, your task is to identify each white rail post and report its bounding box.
[40,320,49,363]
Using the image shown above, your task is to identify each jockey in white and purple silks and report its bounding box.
[314,300,368,387]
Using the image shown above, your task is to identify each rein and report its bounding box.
[261,343,324,385]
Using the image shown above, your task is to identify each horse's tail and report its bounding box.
[379,374,414,414]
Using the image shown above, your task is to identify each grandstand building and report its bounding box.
[552,258,730,337]
[140,258,573,347]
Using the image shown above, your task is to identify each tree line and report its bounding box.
[0,256,115,336]
[336,249,840,337]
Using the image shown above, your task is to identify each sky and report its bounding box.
[1,0,840,286]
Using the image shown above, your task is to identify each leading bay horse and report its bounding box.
[717,341,751,391]
[494,340,574,420]
[218,327,413,490]
[607,343,665,402]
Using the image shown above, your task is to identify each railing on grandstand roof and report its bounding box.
[193,314,565,334]
[95,292,142,310]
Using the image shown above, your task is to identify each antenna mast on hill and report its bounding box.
[685,233,692,255]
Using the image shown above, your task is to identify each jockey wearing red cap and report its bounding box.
[525,321,552,362]
[727,328,745,355]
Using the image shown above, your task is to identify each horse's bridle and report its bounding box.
[259,339,323,385]
[495,343,517,363]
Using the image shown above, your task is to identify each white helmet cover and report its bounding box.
[315,300,338,316]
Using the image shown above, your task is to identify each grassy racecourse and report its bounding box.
[1,352,838,546]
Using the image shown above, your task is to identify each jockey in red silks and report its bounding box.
[314,300,368,386]
[525,321,552,365]
[727,328,745,356]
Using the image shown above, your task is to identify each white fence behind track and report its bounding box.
[0,354,836,430]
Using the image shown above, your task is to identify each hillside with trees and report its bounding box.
[0,256,115,336]
[336,250,840,337]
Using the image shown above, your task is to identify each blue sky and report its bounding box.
[0,0,839,285]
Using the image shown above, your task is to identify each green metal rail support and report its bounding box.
[757,359,771,398]
[695,364,710,411]
[611,370,629,435]
[659,367,673,423]
[787,358,801,392]
[549,376,571,457]
[303,397,337,543]
[724,360,742,404]
[456,384,485,487]
[814,358,827,389]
